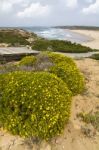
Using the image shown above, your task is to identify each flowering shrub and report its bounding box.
[0,65,4,71]
[50,62,84,95]
[19,56,37,66]
[44,52,76,66]
[0,71,72,139]
[39,52,84,95]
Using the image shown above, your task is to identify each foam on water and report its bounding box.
[24,27,92,43]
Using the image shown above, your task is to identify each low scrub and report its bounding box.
[45,52,76,66]
[0,53,85,139]
[0,71,72,140]
[32,39,92,53]
[50,62,84,95]
[0,31,29,46]
[0,29,37,46]
[1,52,85,96]
[78,112,99,131]
[19,56,37,66]
[90,54,99,60]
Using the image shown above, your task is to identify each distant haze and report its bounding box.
[0,0,98,27]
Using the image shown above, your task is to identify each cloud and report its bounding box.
[17,2,50,18]
[0,1,13,13]
[66,0,78,9]
[0,0,99,26]
[82,0,99,14]
[0,0,29,14]
[85,0,94,4]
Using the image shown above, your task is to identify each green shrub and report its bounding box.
[0,29,38,46]
[32,39,92,53]
[90,54,99,60]
[44,52,76,66]
[32,39,51,51]
[78,111,99,131]
[0,71,72,139]
[50,62,84,95]
[0,64,19,74]
[50,40,92,53]
[19,56,37,66]
[0,65,4,70]
[18,52,85,95]
[0,31,29,46]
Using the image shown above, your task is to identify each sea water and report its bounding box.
[24,27,92,43]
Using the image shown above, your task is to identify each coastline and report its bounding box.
[71,29,99,50]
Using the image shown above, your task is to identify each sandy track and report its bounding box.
[52,58,99,150]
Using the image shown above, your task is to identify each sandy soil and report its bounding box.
[52,58,99,150]
[0,58,99,150]
[72,30,99,50]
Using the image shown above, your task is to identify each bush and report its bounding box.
[50,62,84,95]
[44,52,76,66]
[0,29,38,46]
[0,65,4,71]
[90,54,99,60]
[33,53,54,71]
[0,52,85,95]
[0,71,72,139]
[0,30,29,46]
[19,56,37,66]
[78,111,99,131]
[32,39,51,51]
[32,39,92,53]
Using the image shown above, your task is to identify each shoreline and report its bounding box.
[71,29,99,50]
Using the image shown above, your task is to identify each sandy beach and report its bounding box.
[72,30,99,50]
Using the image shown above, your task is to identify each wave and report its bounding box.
[24,27,91,43]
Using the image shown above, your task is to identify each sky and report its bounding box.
[0,0,98,27]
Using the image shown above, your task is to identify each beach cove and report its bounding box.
[71,29,99,50]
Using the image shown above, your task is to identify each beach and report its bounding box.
[27,27,99,50]
[72,30,99,50]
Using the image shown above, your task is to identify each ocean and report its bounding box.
[24,27,92,43]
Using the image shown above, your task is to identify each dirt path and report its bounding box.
[52,58,99,150]
[0,47,39,55]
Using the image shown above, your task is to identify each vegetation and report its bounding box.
[90,54,99,60]
[18,56,37,66]
[78,112,99,131]
[35,52,85,95]
[0,52,85,139]
[0,31,28,46]
[55,26,99,31]
[32,39,92,53]
[0,71,72,139]
[0,52,85,95]
[0,29,37,46]
[50,62,84,95]
[45,52,76,66]
[0,29,94,53]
